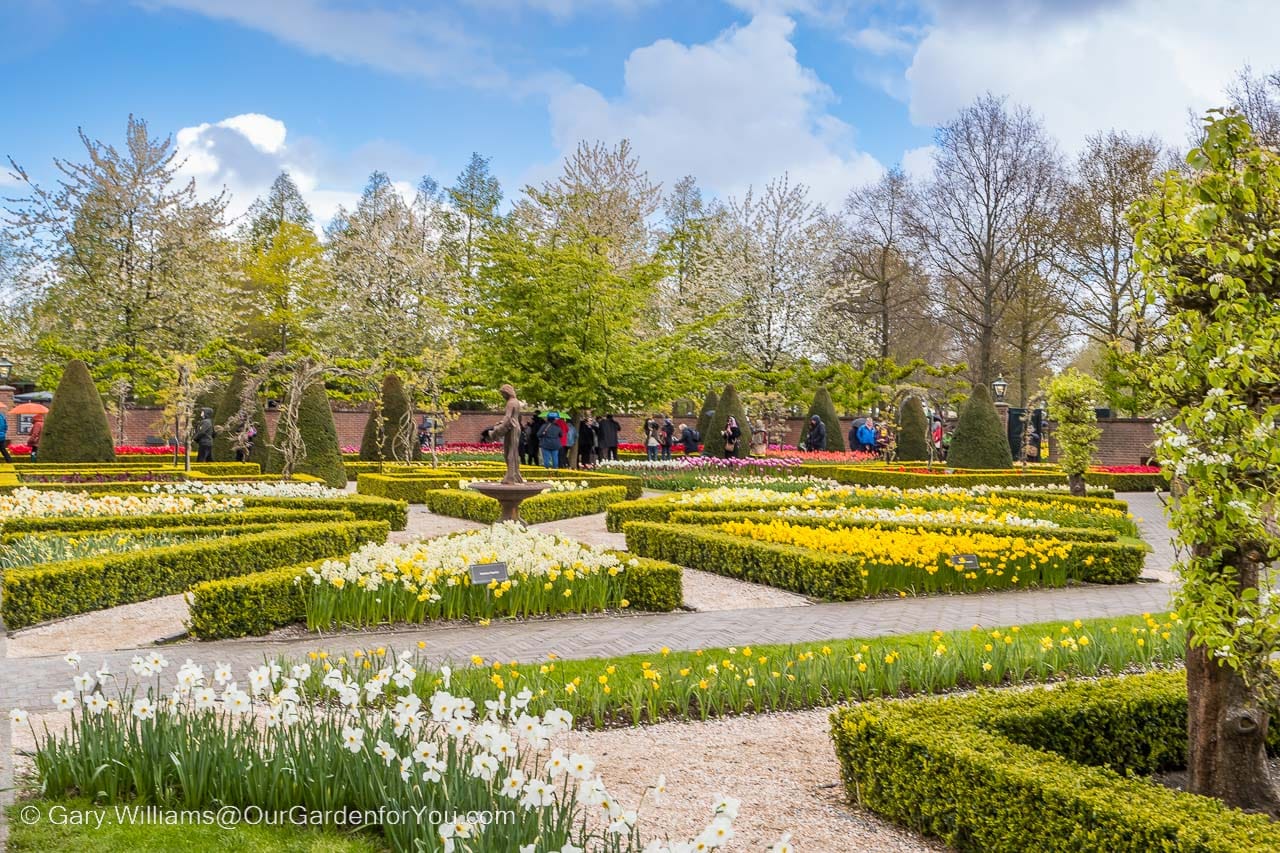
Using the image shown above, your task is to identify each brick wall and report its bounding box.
[1044,418,1156,467]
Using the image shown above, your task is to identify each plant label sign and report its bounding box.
[950,554,980,572]
[470,561,509,586]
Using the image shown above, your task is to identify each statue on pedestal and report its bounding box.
[491,383,524,485]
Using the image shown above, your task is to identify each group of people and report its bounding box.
[520,411,622,469]
[643,414,703,460]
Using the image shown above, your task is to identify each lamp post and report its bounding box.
[0,357,13,383]
[991,375,1008,403]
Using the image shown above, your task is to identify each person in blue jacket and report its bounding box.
[856,417,878,453]
[0,406,10,463]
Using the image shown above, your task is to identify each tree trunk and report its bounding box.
[1187,549,1280,815]
[1067,472,1086,497]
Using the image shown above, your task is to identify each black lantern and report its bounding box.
[0,357,13,382]
[991,375,1008,403]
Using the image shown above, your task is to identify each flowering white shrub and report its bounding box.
[14,653,747,852]
[0,488,243,519]
[147,481,350,498]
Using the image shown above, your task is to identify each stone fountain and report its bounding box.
[466,383,550,524]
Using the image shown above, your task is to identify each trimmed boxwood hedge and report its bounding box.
[187,550,683,639]
[830,671,1280,852]
[357,473,464,502]
[0,520,389,629]
[623,520,1144,597]
[828,464,1163,493]
[240,495,407,530]
[425,486,629,525]
[1,508,354,536]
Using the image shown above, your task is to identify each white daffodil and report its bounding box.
[341,725,364,753]
[9,708,29,726]
[52,690,75,711]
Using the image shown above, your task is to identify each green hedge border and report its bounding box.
[187,550,682,639]
[623,520,1144,598]
[240,495,407,531]
[830,671,1280,852]
[0,508,355,536]
[424,485,628,524]
[1,520,389,629]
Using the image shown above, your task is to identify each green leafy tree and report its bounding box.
[1042,369,1103,496]
[702,384,750,458]
[1133,111,1280,812]
[694,389,719,440]
[896,395,930,461]
[235,221,329,355]
[946,383,1012,469]
[359,373,422,463]
[38,359,115,463]
[805,386,845,452]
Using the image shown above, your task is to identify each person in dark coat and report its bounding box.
[524,411,544,465]
[194,408,215,462]
[577,412,598,467]
[537,414,562,469]
[660,416,675,461]
[678,423,698,455]
[805,415,826,452]
[598,414,621,460]
[722,416,742,459]
[27,413,43,462]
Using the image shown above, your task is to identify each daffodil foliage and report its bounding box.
[1132,111,1280,702]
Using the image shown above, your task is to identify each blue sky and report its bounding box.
[3,0,1278,226]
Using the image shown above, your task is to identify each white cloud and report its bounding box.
[546,13,882,207]
[899,144,936,181]
[173,114,427,230]
[847,26,913,57]
[137,0,508,89]
[904,0,1280,150]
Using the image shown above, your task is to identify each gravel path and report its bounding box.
[681,568,811,611]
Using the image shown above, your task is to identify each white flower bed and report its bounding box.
[0,488,243,519]
[147,481,349,498]
[12,653,754,852]
[778,504,1060,529]
[306,522,628,595]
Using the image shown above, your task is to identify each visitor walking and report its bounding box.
[0,405,11,463]
[645,415,660,461]
[598,414,620,461]
[537,414,562,469]
[524,411,544,466]
[856,417,877,454]
[194,408,215,463]
[577,412,598,467]
[562,418,576,468]
[805,415,826,452]
[679,422,699,455]
[722,416,742,459]
[28,412,44,462]
[236,425,257,463]
[660,416,674,461]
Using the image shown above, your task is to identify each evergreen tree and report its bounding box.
[702,384,750,457]
[805,386,845,452]
[213,366,270,468]
[896,395,930,462]
[37,359,116,463]
[445,152,503,282]
[946,383,1012,468]
[242,172,313,248]
[359,373,422,462]
[695,389,719,439]
[273,380,346,487]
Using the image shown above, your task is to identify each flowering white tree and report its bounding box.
[1134,111,1280,813]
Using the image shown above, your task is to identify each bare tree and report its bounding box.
[831,169,924,359]
[1056,131,1165,352]
[907,95,1061,386]
[1225,65,1280,147]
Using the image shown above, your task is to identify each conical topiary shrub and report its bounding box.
[702,384,750,457]
[359,374,422,462]
[695,389,719,440]
[805,386,845,452]
[896,395,930,462]
[213,367,271,469]
[270,380,346,487]
[947,383,1012,469]
[37,359,116,463]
